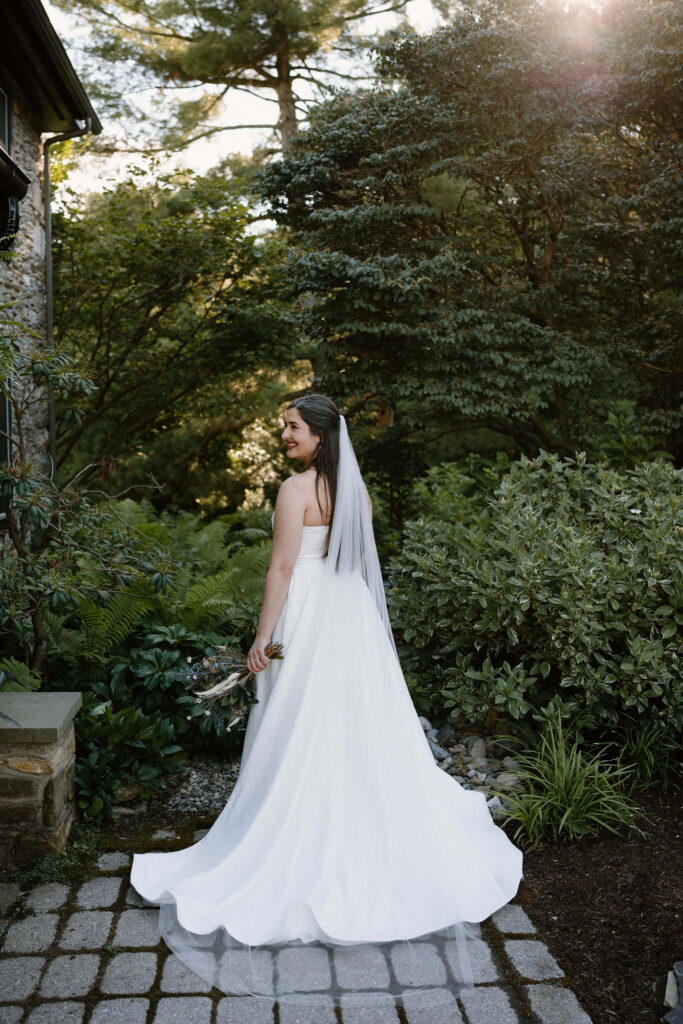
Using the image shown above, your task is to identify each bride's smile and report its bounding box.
[281,406,322,466]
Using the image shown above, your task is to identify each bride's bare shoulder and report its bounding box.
[279,471,312,496]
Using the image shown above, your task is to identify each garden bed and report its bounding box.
[512,780,682,1024]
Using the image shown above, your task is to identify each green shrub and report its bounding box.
[388,451,682,739]
[74,692,187,821]
[609,716,683,791]
[38,500,275,818]
[499,711,643,847]
[405,451,513,526]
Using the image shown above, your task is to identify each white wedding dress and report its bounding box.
[130,519,523,1009]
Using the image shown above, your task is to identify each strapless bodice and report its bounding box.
[270,512,328,565]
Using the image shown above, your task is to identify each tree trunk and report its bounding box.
[275,37,298,156]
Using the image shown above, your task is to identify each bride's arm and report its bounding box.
[246,478,306,674]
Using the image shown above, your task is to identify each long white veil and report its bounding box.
[324,413,399,662]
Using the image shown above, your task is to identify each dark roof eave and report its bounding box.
[2,0,102,136]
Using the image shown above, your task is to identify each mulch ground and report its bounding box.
[509,780,682,1024]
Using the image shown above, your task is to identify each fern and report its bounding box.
[182,542,271,630]
[0,657,42,692]
[42,608,92,665]
[77,583,158,657]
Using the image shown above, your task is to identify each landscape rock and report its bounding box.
[468,738,488,759]
[427,740,450,760]
[436,724,456,746]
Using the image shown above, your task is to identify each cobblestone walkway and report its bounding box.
[0,831,594,1024]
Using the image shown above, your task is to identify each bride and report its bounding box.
[130,394,523,1011]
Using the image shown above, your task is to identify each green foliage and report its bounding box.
[74,692,186,820]
[0,328,175,675]
[499,711,643,847]
[182,542,272,635]
[595,399,674,470]
[0,658,42,726]
[40,500,273,757]
[53,168,299,511]
[260,0,682,462]
[388,451,683,739]
[0,657,42,692]
[610,716,683,791]
[405,451,513,526]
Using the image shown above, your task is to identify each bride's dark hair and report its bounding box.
[287,394,340,558]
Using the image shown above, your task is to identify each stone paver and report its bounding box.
[0,846,596,1024]
[100,952,158,994]
[97,852,131,872]
[2,912,59,953]
[75,878,123,909]
[124,884,145,907]
[25,1003,86,1023]
[526,983,594,1023]
[0,882,22,914]
[492,903,536,934]
[504,939,564,981]
[402,988,464,1023]
[459,985,519,1024]
[277,946,331,991]
[0,1006,23,1024]
[150,830,177,841]
[390,942,447,987]
[216,997,274,1023]
[333,945,390,989]
[39,954,100,998]
[160,954,214,993]
[59,911,113,950]
[89,998,150,1024]
[89,999,149,1024]
[113,908,160,948]
[152,995,212,1023]
[0,955,45,1000]
[215,948,274,996]
[25,883,70,914]
[339,991,397,1023]
[279,993,336,1024]
[444,937,498,983]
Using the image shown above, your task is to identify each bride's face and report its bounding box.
[282,408,320,465]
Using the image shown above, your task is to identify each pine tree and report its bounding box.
[53,0,430,155]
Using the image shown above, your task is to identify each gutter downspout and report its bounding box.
[43,117,93,487]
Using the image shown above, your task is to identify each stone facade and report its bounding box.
[0,85,50,480]
[0,692,81,869]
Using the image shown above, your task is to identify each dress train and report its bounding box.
[130,522,523,1008]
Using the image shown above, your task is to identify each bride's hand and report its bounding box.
[247,635,270,674]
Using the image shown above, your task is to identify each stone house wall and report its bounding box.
[0,84,50,481]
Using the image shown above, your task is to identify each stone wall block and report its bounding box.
[43,766,68,828]
[0,798,41,825]
[66,759,76,802]
[0,768,42,800]
[0,692,82,869]
[6,755,57,774]
[13,803,75,868]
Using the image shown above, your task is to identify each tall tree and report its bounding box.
[53,168,302,510]
[52,0,433,155]
[259,0,682,461]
